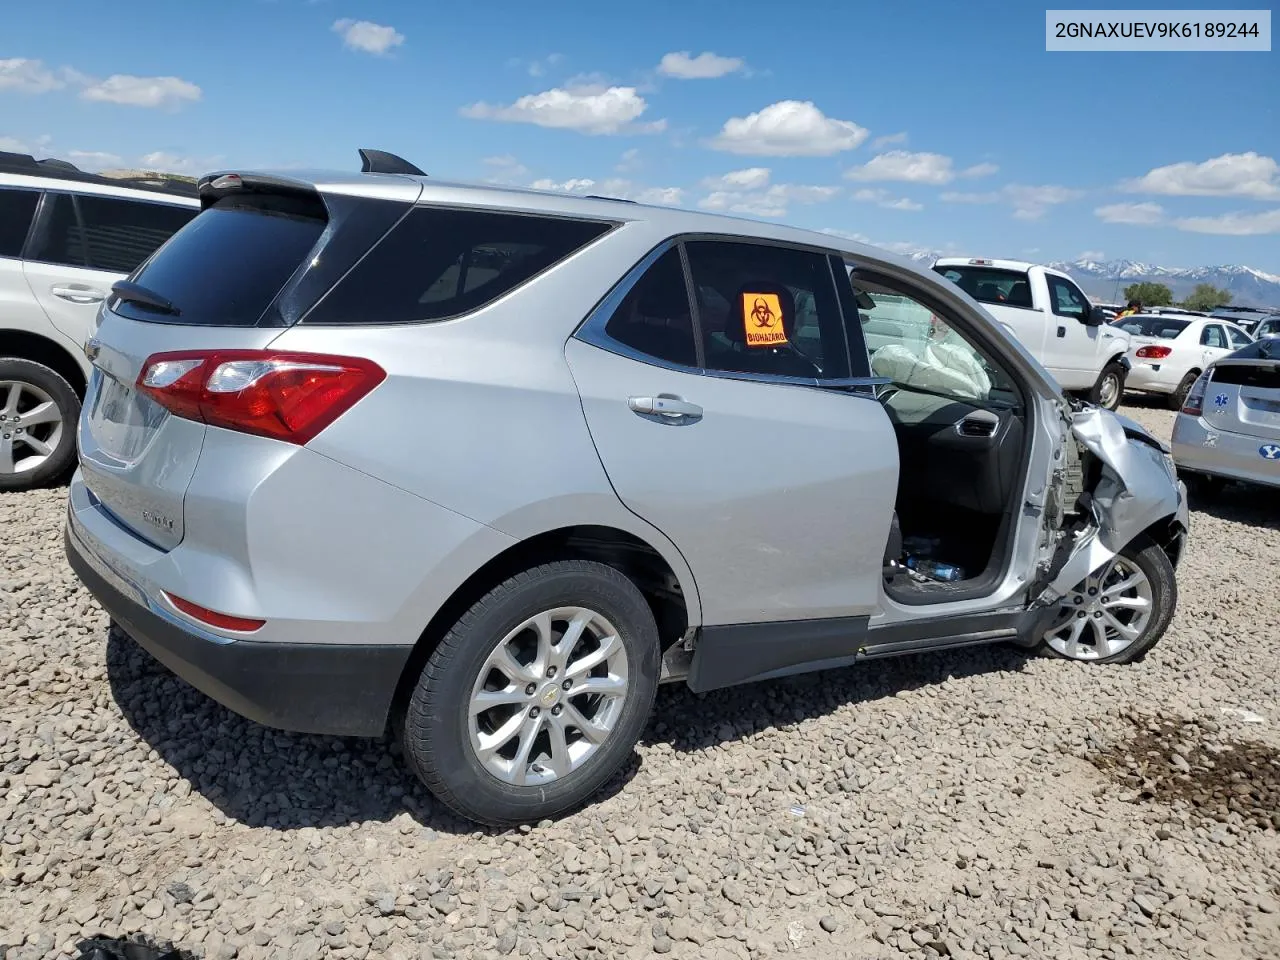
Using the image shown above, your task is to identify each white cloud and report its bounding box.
[709,100,868,157]
[67,150,123,169]
[138,151,223,174]
[701,167,772,191]
[631,185,684,205]
[939,190,1001,204]
[482,155,529,182]
[525,53,564,77]
[871,132,907,149]
[960,162,999,178]
[526,176,684,207]
[699,176,839,218]
[0,58,63,93]
[657,51,744,79]
[851,187,923,211]
[846,150,956,185]
[1174,208,1280,236]
[0,134,51,153]
[615,148,641,173]
[1125,152,1280,200]
[1095,201,1165,225]
[1004,184,1083,220]
[530,177,598,193]
[462,85,664,136]
[332,19,405,56]
[80,75,202,109]
[1076,250,1105,260]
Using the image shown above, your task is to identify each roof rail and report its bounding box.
[584,194,637,204]
[0,150,198,198]
[358,148,426,177]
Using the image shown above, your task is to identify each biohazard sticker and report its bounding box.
[742,292,787,347]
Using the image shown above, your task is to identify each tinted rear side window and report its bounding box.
[75,195,196,273]
[303,207,612,325]
[0,188,39,258]
[115,197,327,326]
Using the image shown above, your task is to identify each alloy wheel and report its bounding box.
[1043,555,1154,660]
[0,380,64,476]
[468,606,630,786]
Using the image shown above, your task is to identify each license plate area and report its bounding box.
[86,367,168,463]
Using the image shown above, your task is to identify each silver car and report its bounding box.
[64,151,1190,826]
[1172,337,1280,493]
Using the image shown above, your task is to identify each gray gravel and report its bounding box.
[2,400,1279,960]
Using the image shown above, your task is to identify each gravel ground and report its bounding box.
[2,400,1278,960]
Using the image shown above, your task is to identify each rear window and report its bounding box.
[302,207,612,325]
[1112,316,1190,338]
[0,188,39,258]
[114,196,327,326]
[27,193,195,273]
[933,265,1033,308]
[1211,361,1280,389]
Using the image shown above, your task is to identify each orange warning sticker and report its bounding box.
[742,292,787,347]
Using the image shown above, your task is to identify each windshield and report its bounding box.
[1110,316,1190,338]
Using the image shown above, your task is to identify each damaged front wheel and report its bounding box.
[1038,535,1177,664]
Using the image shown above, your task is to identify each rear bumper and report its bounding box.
[1171,414,1280,489]
[1124,361,1177,393]
[65,522,414,737]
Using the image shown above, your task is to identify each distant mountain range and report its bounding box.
[898,251,1280,308]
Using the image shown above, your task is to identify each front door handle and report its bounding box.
[51,284,106,305]
[628,395,703,419]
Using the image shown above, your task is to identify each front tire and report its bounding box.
[0,358,80,492]
[1091,361,1126,411]
[1038,535,1176,664]
[401,560,660,827]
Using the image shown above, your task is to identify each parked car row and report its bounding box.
[52,148,1189,825]
[0,151,199,490]
[1110,312,1254,409]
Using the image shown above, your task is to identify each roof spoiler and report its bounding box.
[358,148,426,177]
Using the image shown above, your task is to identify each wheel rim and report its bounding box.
[1099,373,1120,409]
[1043,555,1154,660]
[468,606,630,786]
[0,380,64,476]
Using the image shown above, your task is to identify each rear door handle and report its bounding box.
[628,395,703,419]
[51,284,106,305]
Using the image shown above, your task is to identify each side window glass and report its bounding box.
[855,277,1019,407]
[1227,326,1251,348]
[73,195,197,273]
[1201,325,1227,349]
[26,192,87,268]
[0,188,40,258]
[683,240,849,380]
[932,266,1033,308]
[600,248,697,368]
[1047,275,1088,320]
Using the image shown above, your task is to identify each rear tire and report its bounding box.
[1038,535,1176,664]
[1168,371,1199,411]
[1091,361,1126,411]
[0,358,80,492]
[400,560,660,827]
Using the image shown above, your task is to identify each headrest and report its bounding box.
[725,283,796,348]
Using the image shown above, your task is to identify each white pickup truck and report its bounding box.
[931,258,1131,410]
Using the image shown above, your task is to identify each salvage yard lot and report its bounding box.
[2,403,1278,960]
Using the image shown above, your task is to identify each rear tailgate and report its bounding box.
[77,173,417,549]
[1204,359,1280,443]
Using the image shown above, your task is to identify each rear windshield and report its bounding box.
[113,196,327,326]
[1211,360,1280,389]
[1111,316,1190,338]
[933,265,1033,308]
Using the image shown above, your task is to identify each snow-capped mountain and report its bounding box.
[880,248,1280,308]
[1045,260,1280,308]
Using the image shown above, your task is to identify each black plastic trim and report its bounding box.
[687,607,1048,693]
[65,527,412,737]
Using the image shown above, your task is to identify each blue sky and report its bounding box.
[3,0,1278,271]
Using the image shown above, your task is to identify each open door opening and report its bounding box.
[850,272,1039,605]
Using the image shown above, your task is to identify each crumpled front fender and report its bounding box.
[1042,406,1188,601]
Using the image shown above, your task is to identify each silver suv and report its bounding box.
[0,152,199,490]
[64,150,1189,826]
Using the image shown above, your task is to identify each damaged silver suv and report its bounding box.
[65,150,1189,827]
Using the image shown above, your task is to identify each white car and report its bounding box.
[0,151,199,490]
[932,258,1130,410]
[1112,313,1254,409]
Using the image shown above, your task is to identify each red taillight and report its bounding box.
[137,350,385,445]
[1135,345,1172,359]
[164,592,265,633]
[1181,372,1208,416]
